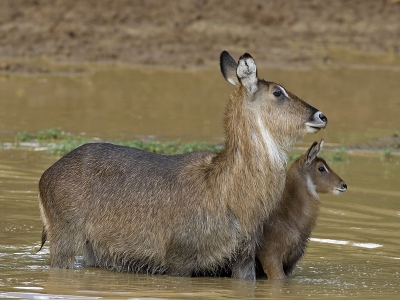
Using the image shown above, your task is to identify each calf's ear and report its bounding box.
[305,140,322,165]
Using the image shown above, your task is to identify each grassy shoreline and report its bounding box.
[1,127,399,163]
[12,127,223,156]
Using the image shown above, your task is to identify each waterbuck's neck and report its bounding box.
[209,88,290,226]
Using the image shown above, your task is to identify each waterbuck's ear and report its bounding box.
[305,140,321,165]
[237,53,258,93]
[220,51,239,86]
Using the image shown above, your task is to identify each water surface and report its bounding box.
[0,64,399,299]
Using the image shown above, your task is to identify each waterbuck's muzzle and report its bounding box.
[306,110,328,133]
[334,181,347,194]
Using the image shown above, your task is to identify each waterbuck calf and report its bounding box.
[257,140,347,279]
[38,51,327,280]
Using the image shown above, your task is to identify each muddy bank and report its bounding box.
[0,0,400,70]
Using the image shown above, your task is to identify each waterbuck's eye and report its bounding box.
[273,90,282,97]
[318,166,326,172]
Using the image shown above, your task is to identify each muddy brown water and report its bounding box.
[0,64,399,299]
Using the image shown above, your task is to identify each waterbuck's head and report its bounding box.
[220,51,327,160]
[300,139,347,196]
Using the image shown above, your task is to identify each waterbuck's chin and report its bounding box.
[38,51,327,280]
[257,140,347,279]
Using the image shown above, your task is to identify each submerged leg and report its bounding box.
[83,240,97,267]
[231,252,256,280]
[166,259,193,277]
[167,268,193,277]
[48,229,81,268]
[258,254,286,280]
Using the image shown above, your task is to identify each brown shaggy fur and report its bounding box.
[38,51,327,280]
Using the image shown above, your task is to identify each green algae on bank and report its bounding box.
[6,128,223,156]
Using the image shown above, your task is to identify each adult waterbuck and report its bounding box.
[38,51,327,280]
[257,140,347,279]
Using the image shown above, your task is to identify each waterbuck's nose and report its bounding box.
[340,182,347,191]
[313,111,328,126]
[306,110,328,133]
[318,112,327,123]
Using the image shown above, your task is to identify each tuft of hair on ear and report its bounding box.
[239,53,253,60]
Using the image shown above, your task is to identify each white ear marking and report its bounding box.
[319,139,324,150]
[227,78,238,86]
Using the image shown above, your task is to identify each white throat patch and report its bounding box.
[306,174,319,199]
[256,116,287,166]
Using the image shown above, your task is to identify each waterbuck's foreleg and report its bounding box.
[232,241,256,280]
[231,251,256,280]
[83,240,97,267]
[231,226,261,280]
[165,249,193,277]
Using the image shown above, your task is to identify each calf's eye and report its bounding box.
[318,166,326,172]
